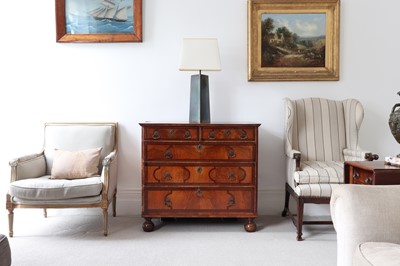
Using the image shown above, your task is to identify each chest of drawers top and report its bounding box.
[140,123,261,142]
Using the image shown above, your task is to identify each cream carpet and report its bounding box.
[1,209,336,266]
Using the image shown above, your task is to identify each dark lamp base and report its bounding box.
[189,74,210,123]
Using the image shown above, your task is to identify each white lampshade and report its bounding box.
[179,38,221,71]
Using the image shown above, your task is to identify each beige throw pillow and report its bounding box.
[51,147,103,179]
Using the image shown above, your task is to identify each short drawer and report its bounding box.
[143,127,198,140]
[202,127,255,141]
[144,144,255,161]
[352,168,374,185]
[144,165,254,184]
[144,188,255,212]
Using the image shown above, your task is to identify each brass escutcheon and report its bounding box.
[152,130,160,139]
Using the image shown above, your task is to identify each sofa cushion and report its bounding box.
[353,242,400,266]
[9,175,102,200]
[51,147,102,179]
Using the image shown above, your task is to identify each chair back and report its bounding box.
[43,123,117,175]
[284,98,364,161]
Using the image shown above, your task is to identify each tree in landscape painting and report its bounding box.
[261,13,326,68]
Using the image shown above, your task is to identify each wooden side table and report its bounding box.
[344,161,400,185]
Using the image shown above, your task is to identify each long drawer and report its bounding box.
[143,188,255,212]
[144,144,255,161]
[144,164,254,184]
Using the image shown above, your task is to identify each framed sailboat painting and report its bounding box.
[56,0,142,42]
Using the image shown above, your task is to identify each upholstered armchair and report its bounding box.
[281,98,378,241]
[6,122,118,237]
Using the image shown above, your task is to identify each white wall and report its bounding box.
[1,0,399,217]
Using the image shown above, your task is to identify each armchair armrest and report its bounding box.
[286,149,301,171]
[9,152,46,182]
[343,148,379,161]
[101,150,118,201]
[331,185,400,266]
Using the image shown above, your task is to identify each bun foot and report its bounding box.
[142,218,154,232]
[244,218,257,232]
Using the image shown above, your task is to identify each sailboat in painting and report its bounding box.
[88,0,130,22]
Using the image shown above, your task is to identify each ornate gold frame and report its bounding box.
[248,0,340,81]
[56,0,142,43]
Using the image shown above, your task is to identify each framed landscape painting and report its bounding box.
[248,0,340,81]
[56,0,142,43]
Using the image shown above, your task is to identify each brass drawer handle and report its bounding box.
[228,149,236,159]
[353,171,360,179]
[164,172,172,181]
[228,196,235,207]
[196,188,203,197]
[184,130,191,139]
[209,130,216,139]
[228,172,236,181]
[240,130,248,139]
[165,149,173,159]
[152,130,160,140]
[164,192,172,209]
[364,177,373,184]
[224,130,231,137]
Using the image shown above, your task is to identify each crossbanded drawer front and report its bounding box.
[144,165,254,184]
[143,127,198,140]
[145,144,255,161]
[144,189,254,211]
[202,127,256,141]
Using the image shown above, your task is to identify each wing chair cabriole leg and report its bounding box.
[103,208,108,237]
[296,198,304,241]
[281,184,290,217]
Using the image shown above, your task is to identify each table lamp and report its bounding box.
[179,38,221,123]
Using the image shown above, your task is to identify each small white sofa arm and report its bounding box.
[330,185,400,266]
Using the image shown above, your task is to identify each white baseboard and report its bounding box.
[115,188,330,217]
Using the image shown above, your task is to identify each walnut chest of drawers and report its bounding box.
[140,123,260,232]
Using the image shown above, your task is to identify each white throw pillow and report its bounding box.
[51,147,102,179]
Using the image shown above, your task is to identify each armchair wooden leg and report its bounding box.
[112,189,117,217]
[8,210,14,238]
[43,208,47,218]
[102,208,108,237]
[6,194,14,237]
[282,184,290,217]
[296,198,304,241]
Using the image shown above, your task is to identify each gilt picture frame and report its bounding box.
[248,0,340,81]
[56,0,142,43]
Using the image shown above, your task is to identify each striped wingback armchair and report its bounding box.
[281,98,378,241]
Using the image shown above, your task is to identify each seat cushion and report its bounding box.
[353,242,400,266]
[294,161,343,184]
[0,234,11,266]
[287,160,343,197]
[9,175,102,200]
